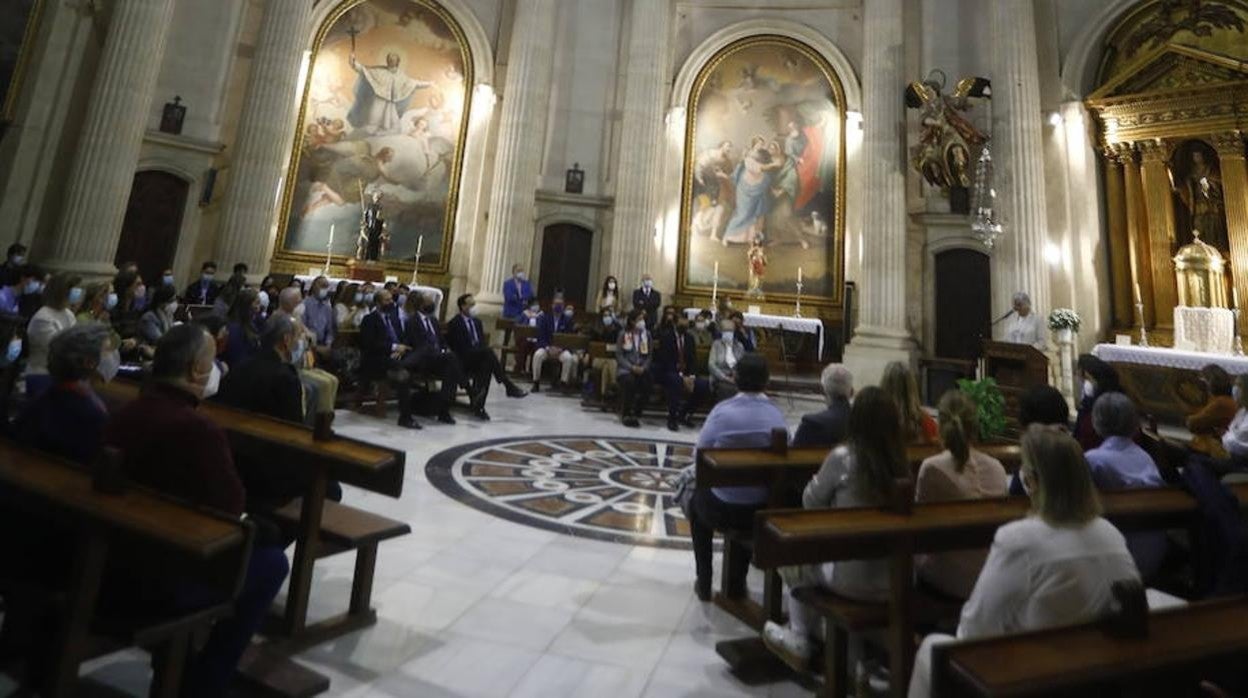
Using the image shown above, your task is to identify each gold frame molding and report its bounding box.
[675,34,847,319]
[1,0,45,124]
[269,0,474,281]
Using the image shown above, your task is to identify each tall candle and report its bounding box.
[1133,281,1141,304]
[797,266,802,284]
[1235,286,1241,310]
[328,223,335,248]
[712,261,719,302]
[411,235,424,285]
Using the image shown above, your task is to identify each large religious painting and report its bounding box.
[275,0,471,272]
[0,0,43,123]
[679,35,845,305]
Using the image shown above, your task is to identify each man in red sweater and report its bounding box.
[104,324,288,697]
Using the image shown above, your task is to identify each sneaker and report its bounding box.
[762,621,813,674]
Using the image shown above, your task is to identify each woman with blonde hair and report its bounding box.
[907,425,1140,698]
[914,390,1009,599]
[880,361,938,444]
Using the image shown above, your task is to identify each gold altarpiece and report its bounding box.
[1085,2,1248,343]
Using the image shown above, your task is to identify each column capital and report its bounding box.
[1212,131,1247,158]
[1104,142,1137,165]
[1137,138,1171,163]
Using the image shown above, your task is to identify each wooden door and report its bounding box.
[935,248,990,360]
[537,224,593,309]
[115,171,188,284]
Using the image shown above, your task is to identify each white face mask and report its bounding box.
[695,320,707,330]
[97,349,121,383]
[642,279,653,290]
[258,291,270,309]
[607,281,616,291]
[634,320,647,331]
[467,305,479,317]
[201,362,221,399]
[1082,380,1096,399]
[516,272,527,281]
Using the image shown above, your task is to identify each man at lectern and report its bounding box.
[1003,291,1047,351]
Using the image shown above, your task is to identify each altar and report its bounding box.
[1093,343,1248,422]
[295,274,444,313]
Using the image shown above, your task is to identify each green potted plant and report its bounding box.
[957,376,1007,441]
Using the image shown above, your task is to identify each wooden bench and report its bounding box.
[508,325,539,375]
[905,442,1023,474]
[96,379,409,651]
[752,484,1248,697]
[0,439,255,698]
[931,596,1248,697]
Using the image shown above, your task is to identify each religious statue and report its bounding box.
[1172,146,1228,251]
[905,72,990,195]
[356,189,389,261]
[746,238,767,299]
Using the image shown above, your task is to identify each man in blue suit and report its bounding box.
[502,264,534,320]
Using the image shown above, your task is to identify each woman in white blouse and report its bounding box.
[26,273,81,398]
[763,387,909,669]
[1003,291,1047,351]
[907,424,1140,698]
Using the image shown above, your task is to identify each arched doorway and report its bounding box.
[537,223,593,309]
[934,248,990,360]
[115,171,188,283]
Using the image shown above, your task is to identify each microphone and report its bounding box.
[991,308,1016,326]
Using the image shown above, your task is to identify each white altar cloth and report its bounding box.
[295,275,443,310]
[1093,343,1248,374]
[683,308,824,356]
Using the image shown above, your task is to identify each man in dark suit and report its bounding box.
[403,291,477,423]
[531,291,579,392]
[217,314,343,510]
[447,293,527,420]
[652,311,709,432]
[632,273,661,329]
[359,290,420,429]
[792,364,853,448]
[183,260,222,305]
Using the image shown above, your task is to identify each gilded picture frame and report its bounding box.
[677,34,847,314]
[1,0,45,124]
[271,0,474,277]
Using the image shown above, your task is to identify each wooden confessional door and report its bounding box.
[115,171,188,284]
[935,248,991,360]
[537,224,593,310]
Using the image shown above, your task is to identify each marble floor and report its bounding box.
[78,388,828,697]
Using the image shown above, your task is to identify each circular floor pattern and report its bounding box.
[426,435,697,548]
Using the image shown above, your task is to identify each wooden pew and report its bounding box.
[932,596,1248,697]
[752,484,1248,698]
[95,379,409,651]
[0,440,254,698]
[905,442,1023,474]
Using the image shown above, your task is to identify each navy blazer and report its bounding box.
[447,314,487,356]
[536,312,576,349]
[182,279,221,306]
[653,327,697,375]
[632,287,661,328]
[791,397,851,448]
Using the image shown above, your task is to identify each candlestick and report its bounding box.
[324,224,335,274]
[794,280,804,318]
[410,235,424,286]
[1135,302,1149,348]
[712,261,719,305]
[1235,286,1240,311]
[797,266,802,284]
[1133,281,1141,304]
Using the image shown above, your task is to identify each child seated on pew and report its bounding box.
[907,425,1141,698]
[762,387,908,670]
[914,391,1008,600]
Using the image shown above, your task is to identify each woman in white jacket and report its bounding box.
[907,425,1141,698]
[26,272,81,398]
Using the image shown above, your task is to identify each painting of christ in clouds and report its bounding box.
[277,0,471,271]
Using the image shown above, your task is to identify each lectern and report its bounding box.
[982,340,1049,419]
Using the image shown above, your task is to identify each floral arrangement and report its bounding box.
[1047,308,1082,333]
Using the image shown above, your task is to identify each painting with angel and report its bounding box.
[277,0,471,268]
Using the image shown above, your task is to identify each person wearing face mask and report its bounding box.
[531,292,579,392]
[359,290,420,429]
[690,309,715,347]
[653,311,710,431]
[906,426,1140,698]
[138,285,180,345]
[632,273,662,330]
[583,307,622,400]
[334,282,364,329]
[0,263,40,316]
[402,292,478,424]
[17,269,48,321]
[503,263,534,320]
[1073,354,1123,451]
[708,319,746,400]
[272,287,339,421]
[212,272,248,316]
[616,309,654,427]
[595,276,621,315]
[183,261,221,306]
[729,310,757,352]
[25,272,81,399]
[447,293,527,419]
[109,270,151,359]
[300,275,337,361]
[222,288,263,370]
[0,242,28,287]
[15,324,116,465]
[103,324,289,698]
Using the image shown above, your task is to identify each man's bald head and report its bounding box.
[279,287,302,313]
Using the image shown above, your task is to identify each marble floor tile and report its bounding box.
[386,633,542,698]
[508,654,650,698]
[448,596,576,651]
[489,568,601,612]
[578,582,694,631]
[547,617,675,671]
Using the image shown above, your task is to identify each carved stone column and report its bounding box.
[215,0,314,277]
[608,0,672,293]
[475,0,558,312]
[1139,139,1179,327]
[1102,148,1132,327]
[1120,144,1155,327]
[1213,132,1248,332]
[47,0,177,277]
[990,0,1050,330]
